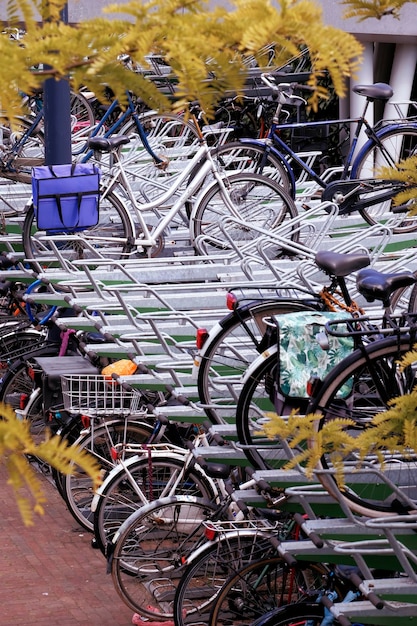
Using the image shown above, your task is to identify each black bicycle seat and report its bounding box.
[352,82,394,101]
[315,250,370,277]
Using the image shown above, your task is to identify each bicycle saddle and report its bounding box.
[352,82,394,101]
[356,267,416,304]
[315,250,370,277]
[87,135,130,152]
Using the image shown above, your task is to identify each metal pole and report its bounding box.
[43,2,72,165]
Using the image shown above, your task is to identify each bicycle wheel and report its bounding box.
[236,345,309,470]
[191,172,298,257]
[118,112,201,205]
[110,495,218,619]
[309,336,417,517]
[197,299,320,425]
[1,116,44,184]
[209,558,329,626]
[174,532,284,626]
[247,602,325,626]
[351,125,417,233]
[0,328,48,376]
[93,453,217,556]
[70,90,96,154]
[70,90,95,127]
[0,345,62,440]
[60,419,155,532]
[22,189,135,270]
[186,141,293,212]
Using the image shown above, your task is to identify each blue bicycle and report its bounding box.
[202,73,417,233]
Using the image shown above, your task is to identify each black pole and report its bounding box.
[43,2,72,166]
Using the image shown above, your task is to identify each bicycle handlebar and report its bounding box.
[260,72,311,106]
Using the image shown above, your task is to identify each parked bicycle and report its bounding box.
[200,74,417,233]
[22,119,298,265]
[234,263,417,520]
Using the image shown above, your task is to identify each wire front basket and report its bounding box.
[61,374,144,417]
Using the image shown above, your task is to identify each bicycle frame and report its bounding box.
[243,75,417,201]
[0,111,44,172]
[78,91,163,164]
[92,137,249,250]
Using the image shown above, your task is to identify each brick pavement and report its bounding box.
[0,463,135,626]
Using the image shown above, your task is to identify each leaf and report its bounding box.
[341,0,408,21]
[0,403,101,526]
[1,0,364,121]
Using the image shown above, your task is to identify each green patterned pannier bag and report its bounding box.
[272,311,354,399]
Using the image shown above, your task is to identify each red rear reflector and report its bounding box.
[81,414,91,429]
[27,367,36,381]
[204,524,217,541]
[306,375,322,398]
[19,394,29,410]
[111,447,119,461]
[196,328,209,350]
[226,292,238,310]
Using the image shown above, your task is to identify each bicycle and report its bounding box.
[1,89,203,238]
[109,469,289,621]
[173,509,327,626]
[233,263,417,473]
[21,120,298,264]
[193,249,373,425]
[197,73,417,233]
[91,426,221,555]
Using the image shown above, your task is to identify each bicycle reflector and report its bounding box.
[204,523,217,541]
[306,375,322,398]
[226,292,238,310]
[196,328,209,350]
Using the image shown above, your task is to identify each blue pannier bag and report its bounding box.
[32,163,101,232]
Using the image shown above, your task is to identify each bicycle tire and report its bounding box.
[60,419,155,532]
[0,328,48,376]
[118,112,201,205]
[351,124,417,233]
[247,602,325,626]
[406,282,417,313]
[22,189,135,270]
[174,533,283,626]
[236,344,305,470]
[191,172,298,257]
[1,116,45,185]
[208,558,329,626]
[110,495,218,619]
[309,336,417,517]
[93,453,218,556]
[197,299,321,424]
[70,90,96,155]
[0,345,63,437]
[70,90,95,126]
[185,140,293,215]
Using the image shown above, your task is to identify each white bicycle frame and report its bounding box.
[91,131,247,251]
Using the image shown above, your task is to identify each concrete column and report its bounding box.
[385,43,417,120]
